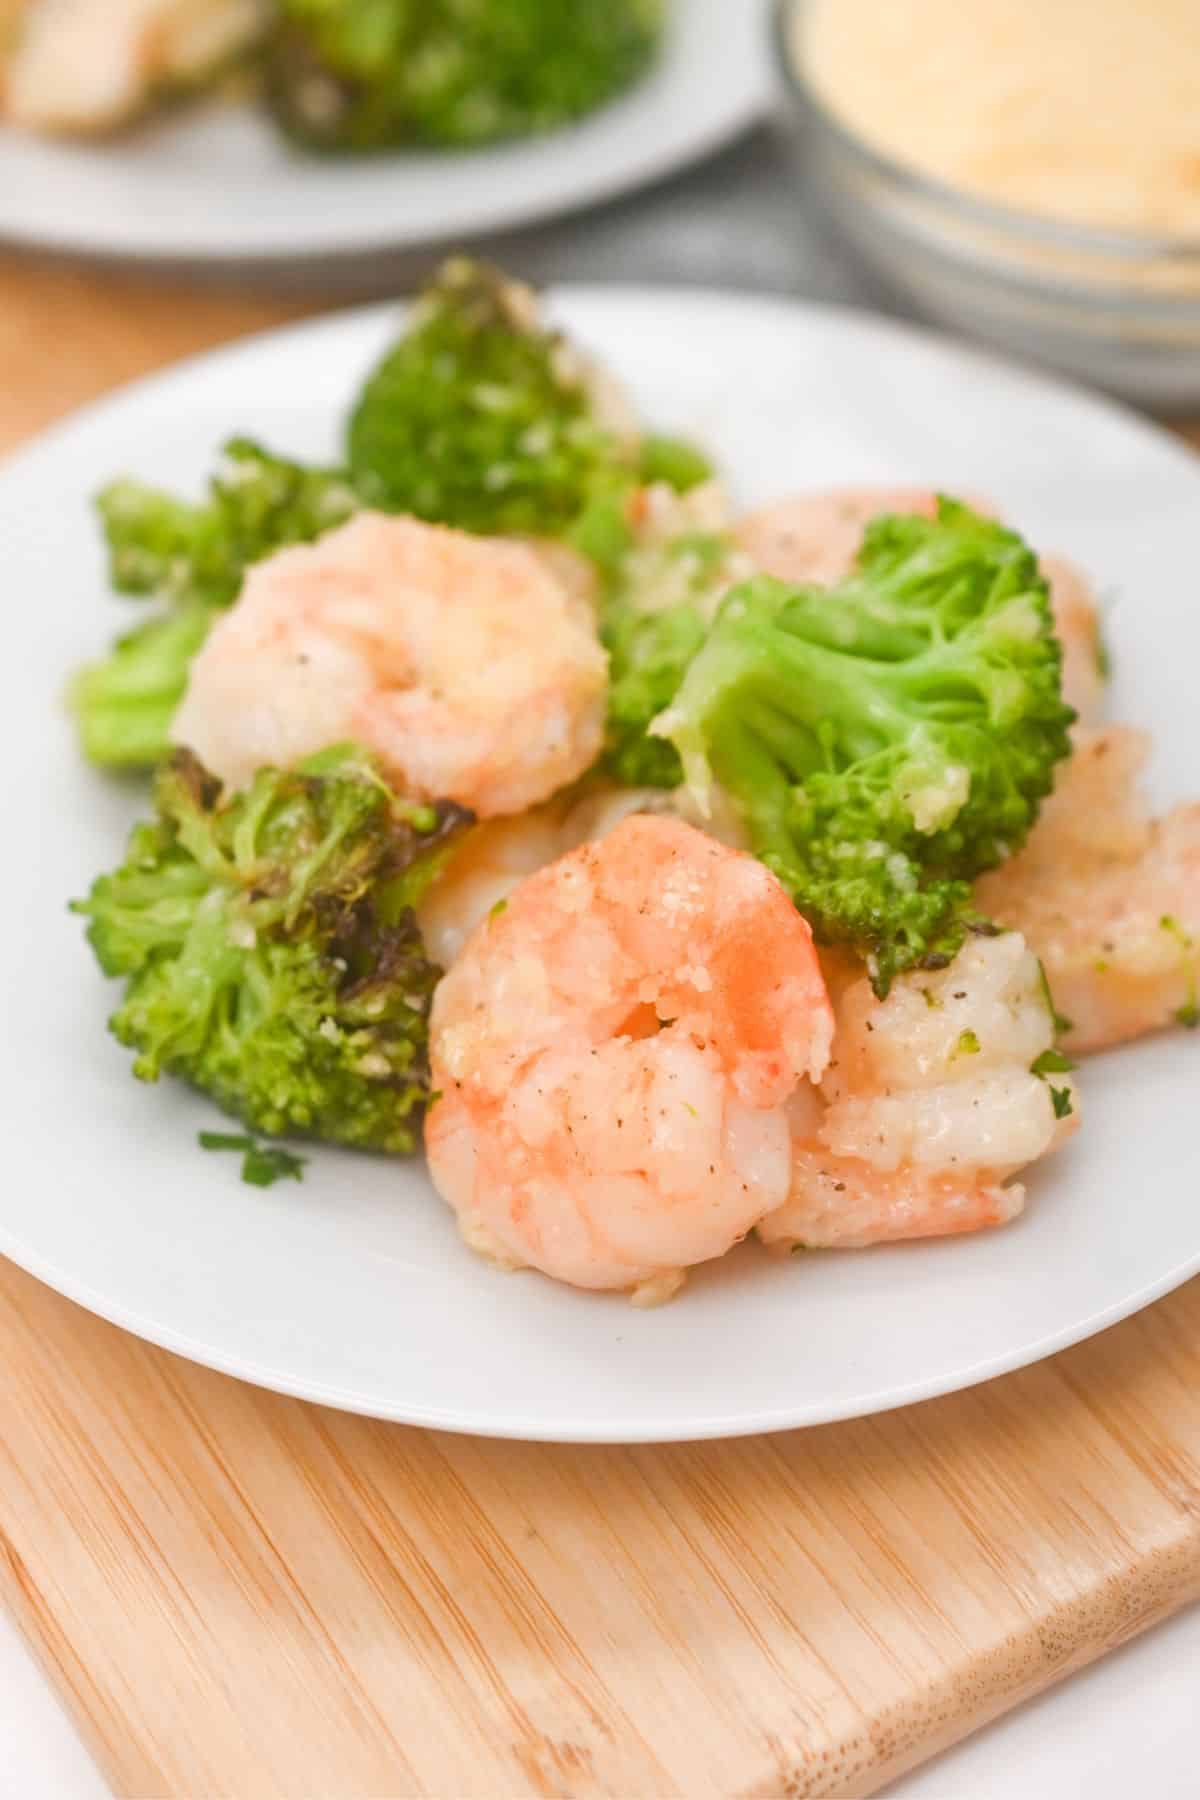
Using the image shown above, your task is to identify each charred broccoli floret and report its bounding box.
[266,0,664,153]
[73,745,471,1152]
[658,500,1075,992]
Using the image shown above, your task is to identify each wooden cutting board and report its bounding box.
[3,258,1200,1800]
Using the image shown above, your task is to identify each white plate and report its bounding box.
[3,288,1199,1441]
[0,0,769,263]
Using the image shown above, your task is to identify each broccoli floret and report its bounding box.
[266,0,664,153]
[73,745,471,1153]
[71,602,217,771]
[605,603,708,788]
[99,437,359,609]
[636,435,715,495]
[658,499,1075,992]
[347,257,635,533]
[78,441,359,771]
[601,531,734,788]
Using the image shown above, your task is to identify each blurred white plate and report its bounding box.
[0,0,769,263]
[4,287,1199,1441]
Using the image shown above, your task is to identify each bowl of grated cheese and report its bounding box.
[775,0,1200,410]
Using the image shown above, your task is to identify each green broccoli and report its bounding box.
[70,603,216,772]
[601,531,734,788]
[266,0,664,153]
[658,499,1075,992]
[97,437,359,609]
[73,745,471,1153]
[347,257,636,532]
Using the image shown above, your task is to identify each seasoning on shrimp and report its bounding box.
[425,815,834,1299]
[758,932,1078,1252]
[976,727,1200,1053]
[171,511,608,816]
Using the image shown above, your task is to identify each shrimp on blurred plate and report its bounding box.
[3,0,264,131]
[425,815,834,1301]
[172,511,608,816]
[759,933,1078,1253]
[976,727,1200,1053]
[735,486,1108,721]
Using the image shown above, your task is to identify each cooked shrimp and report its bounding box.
[735,487,1106,721]
[416,781,750,969]
[734,487,967,588]
[172,512,608,816]
[976,726,1200,1053]
[416,809,565,970]
[425,816,834,1297]
[759,933,1078,1251]
[1038,553,1108,728]
[5,0,264,131]
[519,538,600,613]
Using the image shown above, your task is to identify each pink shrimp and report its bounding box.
[425,815,834,1299]
[172,511,608,816]
[759,933,1078,1252]
[976,726,1200,1053]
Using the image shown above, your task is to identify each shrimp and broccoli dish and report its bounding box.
[71,258,1197,1305]
[1,0,664,148]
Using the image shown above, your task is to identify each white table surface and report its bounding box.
[5,122,1198,1800]
[3,1598,1198,1798]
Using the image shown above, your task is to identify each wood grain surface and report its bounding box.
[2,253,1199,1800]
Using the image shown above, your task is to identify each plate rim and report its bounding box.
[0,0,770,263]
[2,1199,1198,1442]
[7,280,1200,487]
[4,281,1200,1441]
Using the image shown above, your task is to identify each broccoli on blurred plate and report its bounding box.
[266,0,666,153]
[73,744,471,1153]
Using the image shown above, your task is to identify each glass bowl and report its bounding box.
[773,0,1200,412]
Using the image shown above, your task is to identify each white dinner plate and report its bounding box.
[0,0,769,263]
[3,287,1198,1441]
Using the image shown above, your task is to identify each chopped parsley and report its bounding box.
[199,1130,307,1188]
[1094,629,1112,682]
[1176,1000,1200,1030]
[1036,960,1073,1038]
[1161,914,1194,950]
[954,1029,981,1058]
[1030,1048,1076,1119]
